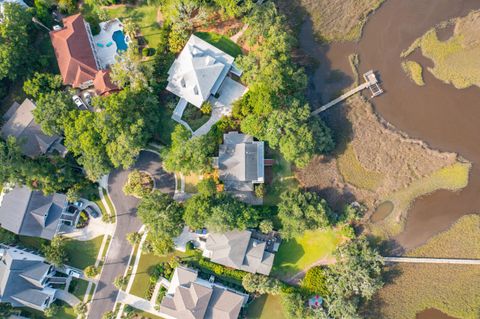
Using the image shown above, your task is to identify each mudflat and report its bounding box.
[295,0,480,249]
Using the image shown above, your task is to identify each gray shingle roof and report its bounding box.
[0,186,66,240]
[218,132,264,192]
[160,266,245,319]
[205,231,274,275]
[1,99,63,158]
[0,247,54,310]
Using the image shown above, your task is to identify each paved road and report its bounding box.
[88,151,174,319]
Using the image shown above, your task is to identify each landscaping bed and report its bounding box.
[123,170,154,198]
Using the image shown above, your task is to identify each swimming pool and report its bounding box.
[112,30,128,52]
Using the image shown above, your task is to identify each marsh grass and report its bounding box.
[372,162,471,237]
[337,143,384,191]
[279,0,385,42]
[401,60,425,86]
[401,10,480,89]
[374,215,480,319]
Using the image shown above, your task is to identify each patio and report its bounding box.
[93,19,130,69]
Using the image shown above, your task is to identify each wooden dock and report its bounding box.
[383,256,480,265]
[311,70,383,116]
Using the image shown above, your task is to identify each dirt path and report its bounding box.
[156,8,163,27]
[285,257,336,285]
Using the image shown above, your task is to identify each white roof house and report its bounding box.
[166,35,236,108]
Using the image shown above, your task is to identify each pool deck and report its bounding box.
[93,19,129,69]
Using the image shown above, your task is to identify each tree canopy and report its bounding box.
[163,125,217,175]
[277,189,334,239]
[324,237,384,319]
[138,191,184,254]
[0,4,35,81]
[183,193,260,232]
[64,88,160,180]
[233,3,334,167]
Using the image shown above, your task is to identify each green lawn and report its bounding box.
[195,32,242,57]
[68,278,89,300]
[18,235,48,251]
[65,236,104,270]
[264,150,298,206]
[272,228,344,280]
[130,251,192,298]
[105,5,162,48]
[246,294,286,319]
[19,301,76,319]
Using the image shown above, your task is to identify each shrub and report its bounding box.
[113,275,128,290]
[301,266,329,296]
[198,258,247,282]
[74,302,88,318]
[44,303,59,317]
[84,265,100,278]
[76,211,89,229]
[126,232,142,246]
[254,183,265,198]
[123,170,154,198]
[259,219,274,234]
[0,228,17,245]
[201,101,212,114]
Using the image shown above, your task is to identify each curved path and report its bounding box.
[88,151,174,319]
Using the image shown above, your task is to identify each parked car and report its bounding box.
[84,206,100,218]
[65,268,81,278]
[83,91,92,107]
[72,95,86,109]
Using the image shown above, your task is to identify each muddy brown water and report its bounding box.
[297,0,480,250]
[416,308,459,319]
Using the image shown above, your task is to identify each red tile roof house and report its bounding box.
[49,14,118,96]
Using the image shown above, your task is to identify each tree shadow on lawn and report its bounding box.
[271,239,305,279]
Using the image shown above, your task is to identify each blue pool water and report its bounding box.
[112,30,128,52]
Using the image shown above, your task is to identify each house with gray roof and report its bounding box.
[215,132,265,196]
[159,266,247,319]
[1,99,67,158]
[203,230,275,275]
[0,246,66,312]
[0,186,67,240]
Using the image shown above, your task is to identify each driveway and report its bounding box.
[87,151,174,319]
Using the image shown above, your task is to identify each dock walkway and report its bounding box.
[384,257,480,265]
[311,70,383,115]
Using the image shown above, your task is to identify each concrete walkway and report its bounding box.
[384,256,480,264]
[115,227,147,319]
[117,291,163,317]
[56,290,81,307]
